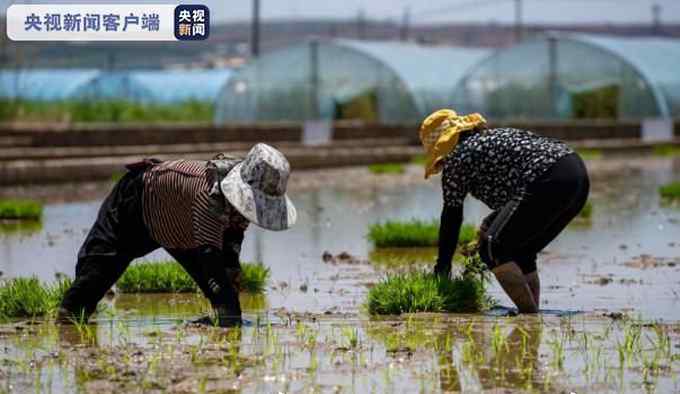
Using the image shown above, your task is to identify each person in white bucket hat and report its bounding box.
[222,143,297,231]
[57,143,296,327]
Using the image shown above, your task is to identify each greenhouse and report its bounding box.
[456,33,680,120]
[0,69,100,101]
[0,69,232,103]
[214,39,490,124]
[73,69,233,103]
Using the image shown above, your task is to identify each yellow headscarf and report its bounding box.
[419,109,487,179]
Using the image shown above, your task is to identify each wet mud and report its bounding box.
[1,154,680,392]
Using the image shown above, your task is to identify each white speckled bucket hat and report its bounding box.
[221,143,297,231]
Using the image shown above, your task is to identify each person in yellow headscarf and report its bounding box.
[420,109,589,314]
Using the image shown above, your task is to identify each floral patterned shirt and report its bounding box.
[442,128,573,210]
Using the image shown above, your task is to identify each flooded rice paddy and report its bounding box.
[1,155,680,393]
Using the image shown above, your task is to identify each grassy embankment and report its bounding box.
[368,163,405,175]
[653,144,680,157]
[0,99,213,123]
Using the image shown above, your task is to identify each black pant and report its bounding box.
[60,168,241,321]
[479,153,590,274]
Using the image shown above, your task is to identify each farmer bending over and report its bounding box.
[421,110,589,313]
[58,144,296,326]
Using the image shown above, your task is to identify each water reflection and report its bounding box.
[366,317,546,392]
[369,247,437,271]
[1,158,680,318]
[0,220,43,236]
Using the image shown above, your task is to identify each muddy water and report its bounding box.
[2,311,679,393]
[1,156,680,393]
[2,157,680,319]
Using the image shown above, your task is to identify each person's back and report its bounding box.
[443,128,573,210]
[142,159,249,253]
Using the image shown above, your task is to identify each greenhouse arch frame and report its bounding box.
[457,33,680,120]
[215,39,490,124]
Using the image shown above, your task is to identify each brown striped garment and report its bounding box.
[142,160,249,251]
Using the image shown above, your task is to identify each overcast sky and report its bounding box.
[3,0,680,24]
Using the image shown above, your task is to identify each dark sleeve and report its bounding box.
[434,204,464,277]
[168,246,241,318]
[222,227,244,269]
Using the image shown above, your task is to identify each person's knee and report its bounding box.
[521,262,537,275]
[516,255,537,275]
[479,238,512,270]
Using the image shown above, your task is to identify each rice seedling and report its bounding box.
[240,263,270,293]
[116,260,270,294]
[366,269,489,315]
[617,321,642,368]
[72,317,97,345]
[368,163,405,175]
[0,277,71,319]
[548,334,565,370]
[651,324,671,358]
[367,219,477,248]
[0,199,43,220]
[116,261,196,293]
[342,327,361,349]
[295,323,319,351]
[491,324,508,355]
[659,182,680,201]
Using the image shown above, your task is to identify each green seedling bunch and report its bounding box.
[368,219,477,248]
[0,199,43,220]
